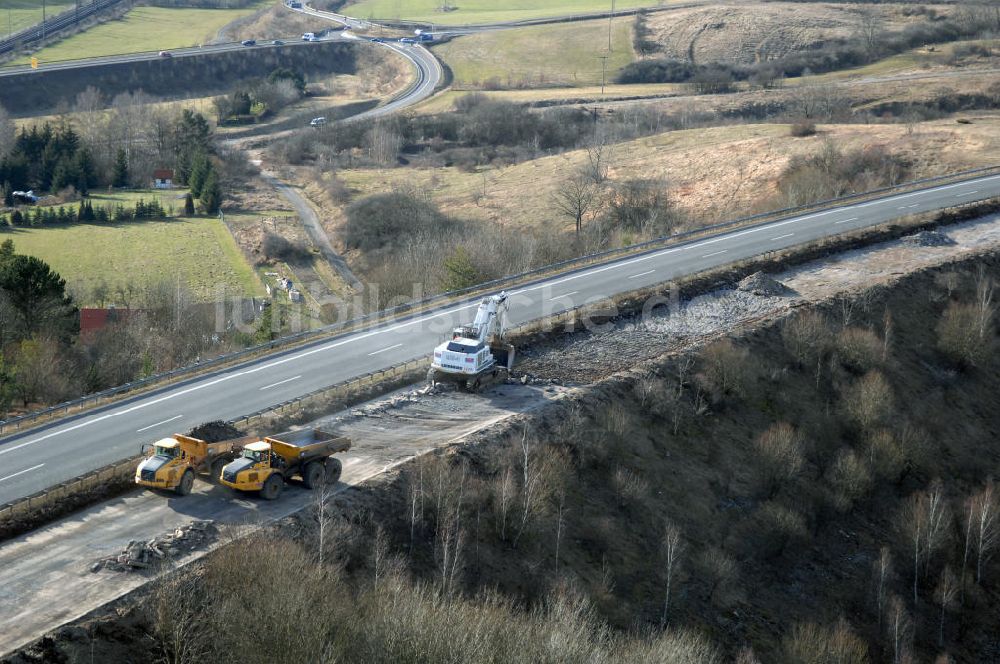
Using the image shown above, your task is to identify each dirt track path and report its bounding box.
[262,170,365,292]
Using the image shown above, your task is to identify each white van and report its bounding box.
[310,117,327,127]
[302,32,319,42]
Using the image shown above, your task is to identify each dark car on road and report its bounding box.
[241,39,256,46]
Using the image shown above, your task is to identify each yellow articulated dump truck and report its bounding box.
[219,429,351,500]
[135,434,257,496]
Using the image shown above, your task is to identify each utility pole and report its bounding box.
[598,55,608,95]
[607,0,615,52]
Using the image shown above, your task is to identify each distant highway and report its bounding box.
[1,172,999,505]
[0,33,349,79]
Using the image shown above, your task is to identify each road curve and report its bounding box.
[1,173,998,505]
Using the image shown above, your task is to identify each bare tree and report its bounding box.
[552,172,599,236]
[905,480,950,602]
[873,546,893,624]
[554,486,567,568]
[886,595,912,664]
[753,422,805,498]
[934,567,958,647]
[974,267,996,342]
[373,525,390,591]
[660,519,684,627]
[843,370,894,431]
[153,574,212,664]
[364,121,403,165]
[313,480,335,569]
[968,480,999,584]
[585,139,613,185]
[494,466,514,542]
[855,8,885,59]
[882,310,894,363]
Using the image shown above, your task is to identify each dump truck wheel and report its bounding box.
[210,459,226,484]
[325,458,343,484]
[261,473,283,500]
[175,470,194,496]
[303,461,324,489]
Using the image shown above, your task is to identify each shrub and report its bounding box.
[781,620,869,664]
[864,428,906,484]
[696,339,755,402]
[782,310,831,370]
[745,502,807,559]
[754,422,805,498]
[843,370,894,430]
[616,58,694,84]
[834,327,883,374]
[827,448,872,511]
[937,301,995,367]
[789,120,816,137]
[342,191,457,253]
[262,233,311,263]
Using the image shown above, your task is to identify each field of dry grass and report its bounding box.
[318,115,1000,241]
[642,2,954,65]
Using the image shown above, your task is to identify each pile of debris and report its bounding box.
[345,383,448,419]
[189,421,243,442]
[737,271,792,297]
[903,230,955,247]
[91,520,217,573]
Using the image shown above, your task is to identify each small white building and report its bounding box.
[152,169,175,189]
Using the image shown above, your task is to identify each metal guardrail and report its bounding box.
[0,0,126,57]
[0,454,139,526]
[1,165,998,439]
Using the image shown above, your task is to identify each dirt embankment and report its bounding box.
[643,3,951,65]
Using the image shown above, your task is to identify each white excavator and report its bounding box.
[428,291,515,390]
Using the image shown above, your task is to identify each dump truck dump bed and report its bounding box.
[265,429,351,464]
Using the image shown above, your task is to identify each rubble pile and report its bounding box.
[343,383,448,419]
[903,230,955,247]
[737,271,792,297]
[92,520,217,573]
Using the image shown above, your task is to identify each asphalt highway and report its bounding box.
[1,173,998,504]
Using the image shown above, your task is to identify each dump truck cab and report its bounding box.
[220,430,350,500]
[219,441,276,493]
[135,438,189,492]
[136,433,252,496]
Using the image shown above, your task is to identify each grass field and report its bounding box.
[13,1,270,63]
[331,116,1000,233]
[0,0,74,36]
[434,17,635,89]
[2,201,263,303]
[343,0,661,24]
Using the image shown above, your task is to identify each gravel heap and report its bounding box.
[91,520,217,573]
[737,271,792,296]
[902,230,955,247]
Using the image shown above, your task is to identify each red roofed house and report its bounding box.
[79,307,141,340]
[153,169,174,189]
